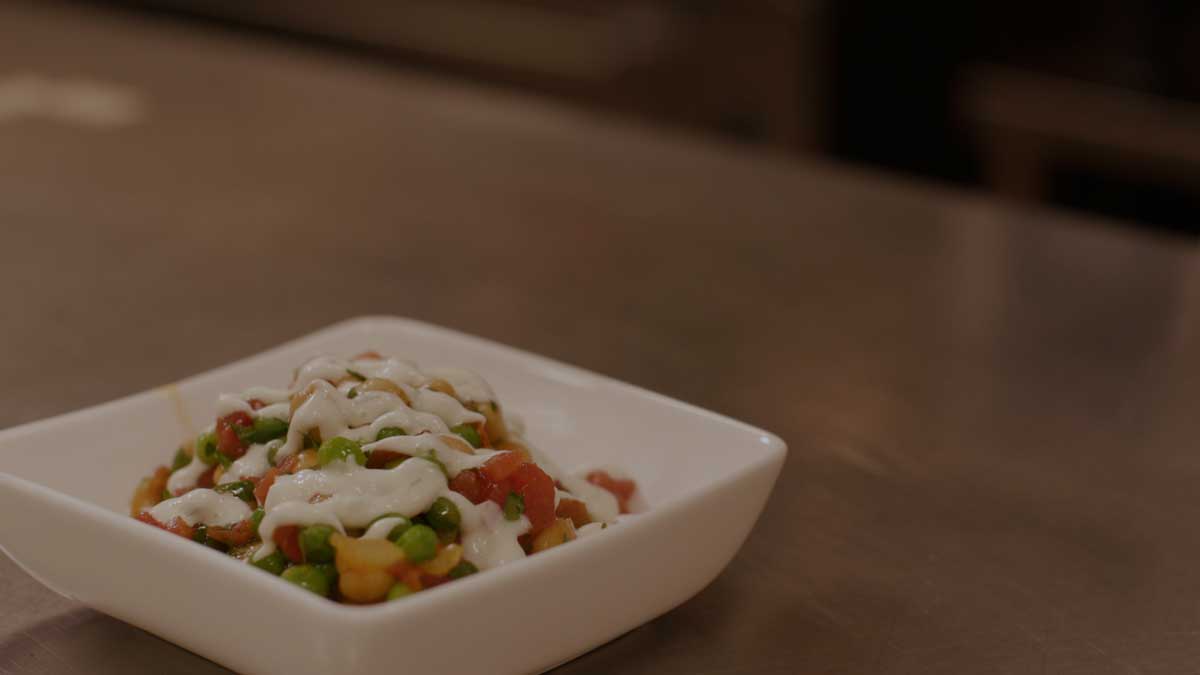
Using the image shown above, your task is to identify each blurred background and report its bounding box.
[92,0,1200,237]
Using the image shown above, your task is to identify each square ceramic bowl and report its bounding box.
[0,317,786,675]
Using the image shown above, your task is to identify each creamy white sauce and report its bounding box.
[363,435,503,477]
[352,358,427,387]
[166,454,209,495]
[409,389,484,427]
[253,402,290,421]
[274,379,480,462]
[149,488,251,526]
[254,459,447,560]
[461,500,530,569]
[293,355,356,391]
[560,474,620,524]
[182,353,634,570]
[219,442,273,484]
[424,367,495,403]
[361,516,407,540]
[215,394,253,417]
[243,386,289,404]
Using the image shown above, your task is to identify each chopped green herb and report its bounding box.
[503,492,525,521]
[160,488,172,501]
[237,417,289,444]
[375,426,407,441]
[214,480,257,505]
[170,447,191,472]
[346,369,367,382]
[450,424,482,448]
[448,561,478,579]
[251,508,265,536]
[195,432,220,466]
[347,388,358,399]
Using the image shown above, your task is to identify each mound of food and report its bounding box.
[131,352,638,604]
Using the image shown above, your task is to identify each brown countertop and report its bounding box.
[3,2,1200,673]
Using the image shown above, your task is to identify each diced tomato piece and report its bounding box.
[248,399,267,411]
[255,469,279,505]
[206,519,255,546]
[136,511,164,528]
[216,411,253,460]
[167,519,195,539]
[555,497,591,528]
[195,465,217,490]
[142,515,195,541]
[485,479,512,507]
[586,470,638,513]
[510,463,556,533]
[420,573,449,589]
[365,450,409,470]
[274,525,304,563]
[448,468,489,504]
[481,451,524,483]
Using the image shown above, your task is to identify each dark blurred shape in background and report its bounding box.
[99,0,1200,236]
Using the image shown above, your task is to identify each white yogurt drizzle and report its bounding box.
[219,442,275,485]
[160,354,627,571]
[150,488,250,526]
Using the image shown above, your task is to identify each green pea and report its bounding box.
[387,520,413,543]
[386,582,414,601]
[397,524,438,563]
[250,508,265,536]
[195,432,221,466]
[170,447,191,472]
[281,564,330,596]
[299,524,335,563]
[376,426,407,441]
[503,492,525,521]
[313,562,338,587]
[447,561,478,579]
[450,424,482,448]
[424,497,461,534]
[252,550,287,575]
[214,480,257,505]
[317,437,366,467]
[238,417,289,444]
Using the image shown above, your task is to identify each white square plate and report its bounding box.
[0,317,786,675]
